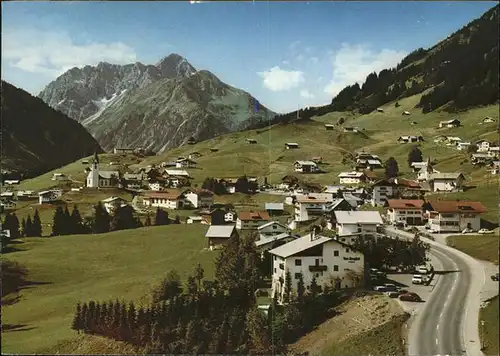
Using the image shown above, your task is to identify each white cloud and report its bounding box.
[282,60,290,65]
[324,43,406,97]
[310,56,319,64]
[300,89,315,99]
[257,66,305,92]
[2,27,137,78]
[288,40,301,51]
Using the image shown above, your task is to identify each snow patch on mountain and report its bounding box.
[81,90,127,126]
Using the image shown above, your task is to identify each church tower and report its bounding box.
[87,152,100,188]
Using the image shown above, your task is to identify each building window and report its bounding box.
[273,225,277,229]
[333,265,339,271]
[274,268,276,273]
[346,248,350,253]
[295,259,302,266]
[315,273,320,278]
[294,273,301,279]
[334,250,339,256]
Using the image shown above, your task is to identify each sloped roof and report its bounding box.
[258,220,288,230]
[386,199,424,209]
[426,200,487,214]
[165,169,190,177]
[99,171,120,179]
[255,233,296,248]
[428,172,464,180]
[265,203,284,211]
[334,210,383,225]
[295,160,317,166]
[296,193,333,204]
[102,196,127,203]
[143,190,184,200]
[338,172,365,178]
[205,225,236,238]
[238,210,271,221]
[268,233,332,258]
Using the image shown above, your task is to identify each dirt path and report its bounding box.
[288,294,405,356]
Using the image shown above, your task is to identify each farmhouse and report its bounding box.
[265,202,285,216]
[113,148,135,154]
[148,179,167,191]
[102,196,129,214]
[424,200,488,233]
[258,221,291,239]
[142,190,186,209]
[439,119,461,128]
[456,142,472,151]
[186,216,204,224]
[38,189,62,205]
[343,127,359,133]
[294,160,320,173]
[386,199,425,226]
[334,210,383,236]
[338,171,366,185]
[445,136,463,145]
[205,225,239,251]
[476,140,491,152]
[323,185,345,195]
[183,188,214,208]
[3,180,20,185]
[187,137,197,145]
[175,158,197,168]
[488,161,500,175]
[285,142,300,149]
[52,173,69,181]
[402,111,411,115]
[236,211,271,230]
[86,153,120,188]
[377,108,384,112]
[165,169,190,178]
[471,153,492,165]
[246,138,258,144]
[427,172,465,192]
[269,228,365,304]
[356,158,383,170]
[397,135,424,144]
[483,117,495,123]
[325,124,335,130]
[218,178,238,193]
[294,194,334,222]
[199,207,235,225]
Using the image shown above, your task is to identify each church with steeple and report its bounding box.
[86,153,120,188]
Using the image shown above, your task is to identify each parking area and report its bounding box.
[374,253,443,314]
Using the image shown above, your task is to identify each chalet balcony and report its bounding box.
[309,265,328,272]
[279,263,284,270]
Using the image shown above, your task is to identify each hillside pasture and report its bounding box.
[1,224,216,354]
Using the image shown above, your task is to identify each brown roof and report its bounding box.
[427,200,488,214]
[143,190,183,200]
[238,210,270,221]
[296,195,332,203]
[386,199,424,209]
[393,178,422,189]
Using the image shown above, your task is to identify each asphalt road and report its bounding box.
[383,226,476,356]
[408,244,471,356]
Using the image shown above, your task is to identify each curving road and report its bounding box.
[408,244,471,356]
[384,226,484,356]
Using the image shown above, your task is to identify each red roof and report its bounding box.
[393,178,422,189]
[238,210,270,221]
[386,199,424,209]
[143,190,183,200]
[427,200,488,214]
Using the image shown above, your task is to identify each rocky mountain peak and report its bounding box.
[155,53,197,79]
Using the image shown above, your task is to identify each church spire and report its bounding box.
[93,152,99,164]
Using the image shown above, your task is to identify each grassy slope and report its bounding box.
[446,233,500,264]
[321,314,409,356]
[480,295,499,356]
[1,224,217,354]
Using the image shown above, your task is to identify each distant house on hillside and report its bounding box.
[294,160,320,173]
[176,158,197,168]
[38,190,62,205]
[439,119,461,128]
[205,225,239,251]
[265,203,285,216]
[402,111,411,116]
[483,117,495,123]
[338,172,366,185]
[397,135,424,144]
[427,172,466,192]
[325,124,335,130]
[142,190,186,209]
[246,138,258,144]
[476,140,491,152]
[343,127,359,133]
[113,148,135,154]
[377,108,384,113]
[236,211,271,230]
[102,196,128,214]
[285,142,300,149]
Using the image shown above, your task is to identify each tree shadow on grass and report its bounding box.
[2,324,37,333]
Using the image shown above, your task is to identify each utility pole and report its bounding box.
[480,320,485,351]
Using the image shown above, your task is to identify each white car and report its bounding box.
[416,266,429,274]
[478,229,493,234]
[412,275,424,284]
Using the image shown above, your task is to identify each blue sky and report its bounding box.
[1,1,496,113]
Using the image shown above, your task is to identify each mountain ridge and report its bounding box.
[38,53,275,153]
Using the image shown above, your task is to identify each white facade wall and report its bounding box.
[143,198,180,209]
[433,180,460,192]
[388,209,423,225]
[429,213,481,232]
[371,186,394,206]
[259,223,289,237]
[149,183,162,191]
[271,241,364,302]
[236,219,267,230]
[339,177,363,185]
[336,223,378,236]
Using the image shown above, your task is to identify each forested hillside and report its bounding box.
[255,4,498,127]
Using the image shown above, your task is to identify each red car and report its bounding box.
[399,292,421,302]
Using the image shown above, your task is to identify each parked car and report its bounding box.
[399,292,422,302]
[416,266,429,274]
[385,291,400,298]
[462,228,473,234]
[383,283,399,291]
[398,289,409,295]
[478,229,494,234]
[412,275,424,284]
[491,273,499,281]
[373,286,388,292]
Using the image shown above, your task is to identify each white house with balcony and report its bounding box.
[456,142,472,151]
[370,179,396,206]
[334,210,383,236]
[294,193,334,222]
[269,228,365,304]
[424,200,487,233]
[476,140,491,152]
[386,199,424,226]
[338,172,366,185]
[38,189,63,205]
[427,172,465,192]
[183,188,214,208]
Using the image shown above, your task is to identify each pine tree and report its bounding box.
[92,202,111,234]
[119,302,129,340]
[87,301,96,332]
[70,205,83,234]
[94,302,101,334]
[25,215,33,237]
[174,215,181,224]
[144,215,152,227]
[127,301,137,333]
[71,302,84,333]
[154,207,168,226]
[310,276,320,299]
[297,272,305,306]
[81,302,89,332]
[21,218,27,237]
[100,302,108,334]
[246,306,271,354]
[384,157,400,179]
[283,270,292,304]
[186,275,198,296]
[194,263,204,290]
[51,206,66,236]
[32,210,42,237]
